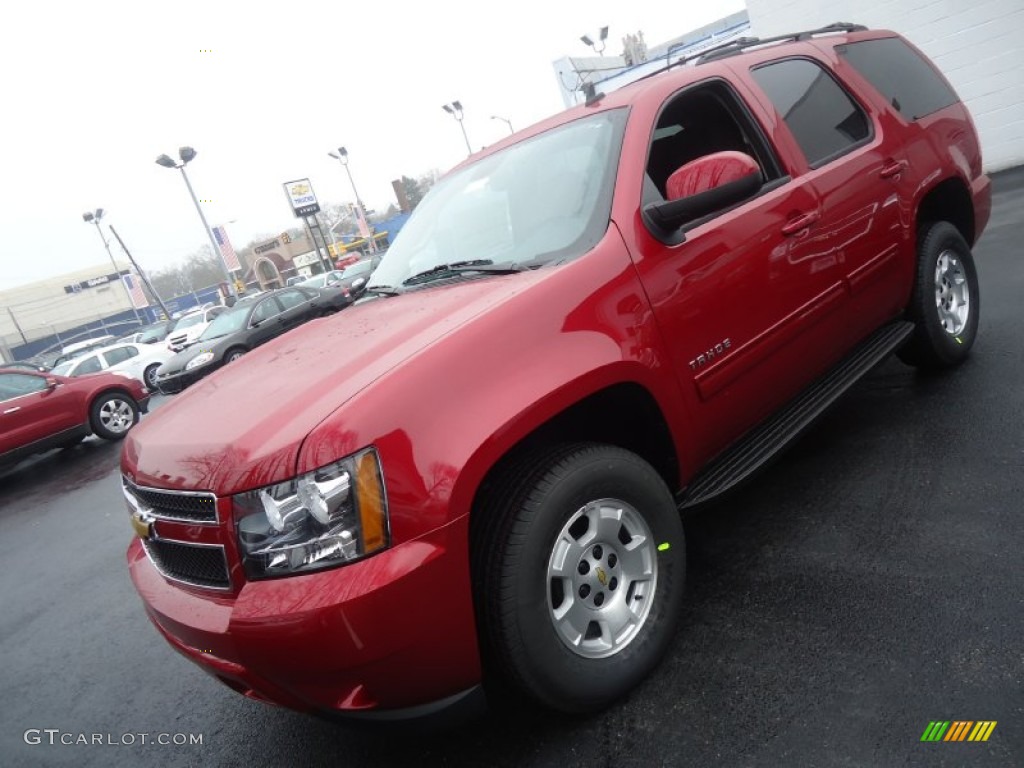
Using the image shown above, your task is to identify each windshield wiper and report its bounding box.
[402,260,524,287]
[363,285,402,297]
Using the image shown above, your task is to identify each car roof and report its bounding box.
[450,23,889,172]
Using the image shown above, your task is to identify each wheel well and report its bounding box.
[917,177,975,245]
[472,383,679,516]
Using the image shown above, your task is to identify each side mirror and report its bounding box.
[45,376,59,390]
[643,151,763,236]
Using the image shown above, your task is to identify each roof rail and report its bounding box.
[633,22,866,88]
[695,22,867,64]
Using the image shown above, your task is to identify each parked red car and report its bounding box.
[0,368,149,470]
[124,24,989,721]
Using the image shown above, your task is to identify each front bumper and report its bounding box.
[126,515,481,717]
[155,365,216,395]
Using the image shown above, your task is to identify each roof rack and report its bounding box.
[635,22,867,87]
[695,22,868,64]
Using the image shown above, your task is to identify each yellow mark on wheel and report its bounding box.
[658,542,670,552]
[955,337,963,344]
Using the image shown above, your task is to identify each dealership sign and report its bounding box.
[64,270,129,294]
[283,178,321,217]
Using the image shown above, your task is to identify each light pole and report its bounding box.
[442,101,472,155]
[155,146,237,299]
[580,26,609,55]
[490,115,514,135]
[81,209,142,324]
[328,147,377,254]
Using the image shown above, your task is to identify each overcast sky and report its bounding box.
[0,0,744,291]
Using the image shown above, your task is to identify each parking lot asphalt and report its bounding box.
[1,170,1022,767]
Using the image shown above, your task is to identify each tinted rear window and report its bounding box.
[838,37,958,120]
[751,58,870,168]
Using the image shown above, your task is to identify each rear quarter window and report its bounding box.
[837,37,958,120]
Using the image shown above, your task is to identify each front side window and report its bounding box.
[250,298,283,325]
[369,109,627,290]
[751,58,870,168]
[0,373,48,401]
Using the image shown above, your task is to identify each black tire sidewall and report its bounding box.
[90,393,138,441]
[225,349,246,363]
[498,447,685,712]
[905,222,980,367]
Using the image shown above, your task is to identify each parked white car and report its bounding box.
[165,306,226,352]
[49,342,174,390]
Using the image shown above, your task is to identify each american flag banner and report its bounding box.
[212,226,242,272]
[122,272,149,309]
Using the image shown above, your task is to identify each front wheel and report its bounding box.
[90,392,139,441]
[898,221,980,368]
[224,348,247,364]
[476,444,685,713]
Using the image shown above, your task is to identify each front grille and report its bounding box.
[123,479,217,523]
[143,538,230,590]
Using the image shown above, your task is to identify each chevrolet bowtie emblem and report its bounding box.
[596,567,608,586]
[131,512,155,540]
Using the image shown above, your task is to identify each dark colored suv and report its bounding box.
[123,24,989,720]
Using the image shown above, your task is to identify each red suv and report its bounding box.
[123,24,989,720]
[0,368,148,470]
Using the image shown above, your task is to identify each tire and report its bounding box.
[898,221,980,369]
[476,443,686,713]
[90,392,139,441]
[143,364,160,390]
[224,348,247,363]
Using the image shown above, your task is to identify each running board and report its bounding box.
[678,321,915,509]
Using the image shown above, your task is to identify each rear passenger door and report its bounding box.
[747,56,910,349]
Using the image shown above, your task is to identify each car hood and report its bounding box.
[123,273,542,494]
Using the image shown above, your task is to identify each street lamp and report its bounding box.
[328,147,377,254]
[490,115,514,135]
[155,146,237,299]
[81,209,142,324]
[580,26,609,55]
[442,100,473,155]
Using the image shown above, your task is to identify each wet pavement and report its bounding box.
[1,170,1022,767]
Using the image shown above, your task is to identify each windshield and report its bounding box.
[173,313,204,330]
[369,109,626,289]
[199,305,249,340]
[300,275,327,288]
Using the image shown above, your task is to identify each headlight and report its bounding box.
[185,352,215,370]
[233,447,388,579]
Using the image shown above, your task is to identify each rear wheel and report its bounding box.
[475,444,685,713]
[898,221,980,368]
[90,392,139,441]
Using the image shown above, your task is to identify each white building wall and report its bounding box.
[746,0,1024,171]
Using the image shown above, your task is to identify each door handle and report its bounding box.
[4,407,20,414]
[781,211,819,236]
[880,160,908,179]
